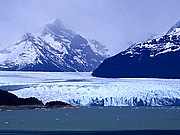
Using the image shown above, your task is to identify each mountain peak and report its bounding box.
[42,19,66,35]
[166,20,180,34]
[21,32,35,42]
[52,19,65,29]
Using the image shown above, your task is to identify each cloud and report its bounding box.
[0,0,180,55]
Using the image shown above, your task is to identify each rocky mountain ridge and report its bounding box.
[0,19,109,72]
[92,20,180,78]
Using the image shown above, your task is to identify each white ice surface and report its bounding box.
[0,71,180,106]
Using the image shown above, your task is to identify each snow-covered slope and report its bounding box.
[122,22,180,58]
[92,20,180,78]
[167,20,180,35]
[0,19,109,72]
[2,72,178,106]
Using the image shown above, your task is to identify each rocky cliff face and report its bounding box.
[92,20,180,78]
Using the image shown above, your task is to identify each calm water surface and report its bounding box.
[0,106,180,132]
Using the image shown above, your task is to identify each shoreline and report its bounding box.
[0,104,76,111]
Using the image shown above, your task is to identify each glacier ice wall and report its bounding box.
[10,78,180,106]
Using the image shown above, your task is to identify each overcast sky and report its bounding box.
[0,0,180,55]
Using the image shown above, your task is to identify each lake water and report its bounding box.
[0,106,180,133]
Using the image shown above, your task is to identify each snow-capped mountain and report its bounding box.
[0,19,109,72]
[92,20,180,78]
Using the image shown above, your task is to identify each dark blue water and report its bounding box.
[0,107,180,134]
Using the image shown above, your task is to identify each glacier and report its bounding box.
[0,71,180,106]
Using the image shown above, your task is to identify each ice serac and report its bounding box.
[92,20,180,78]
[0,19,109,72]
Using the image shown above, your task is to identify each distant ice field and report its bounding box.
[0,71,180,106]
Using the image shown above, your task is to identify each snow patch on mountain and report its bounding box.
[88,39,109,57]
[0,33,40,68]
[122,20,180,58]
[167,20,180,35]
